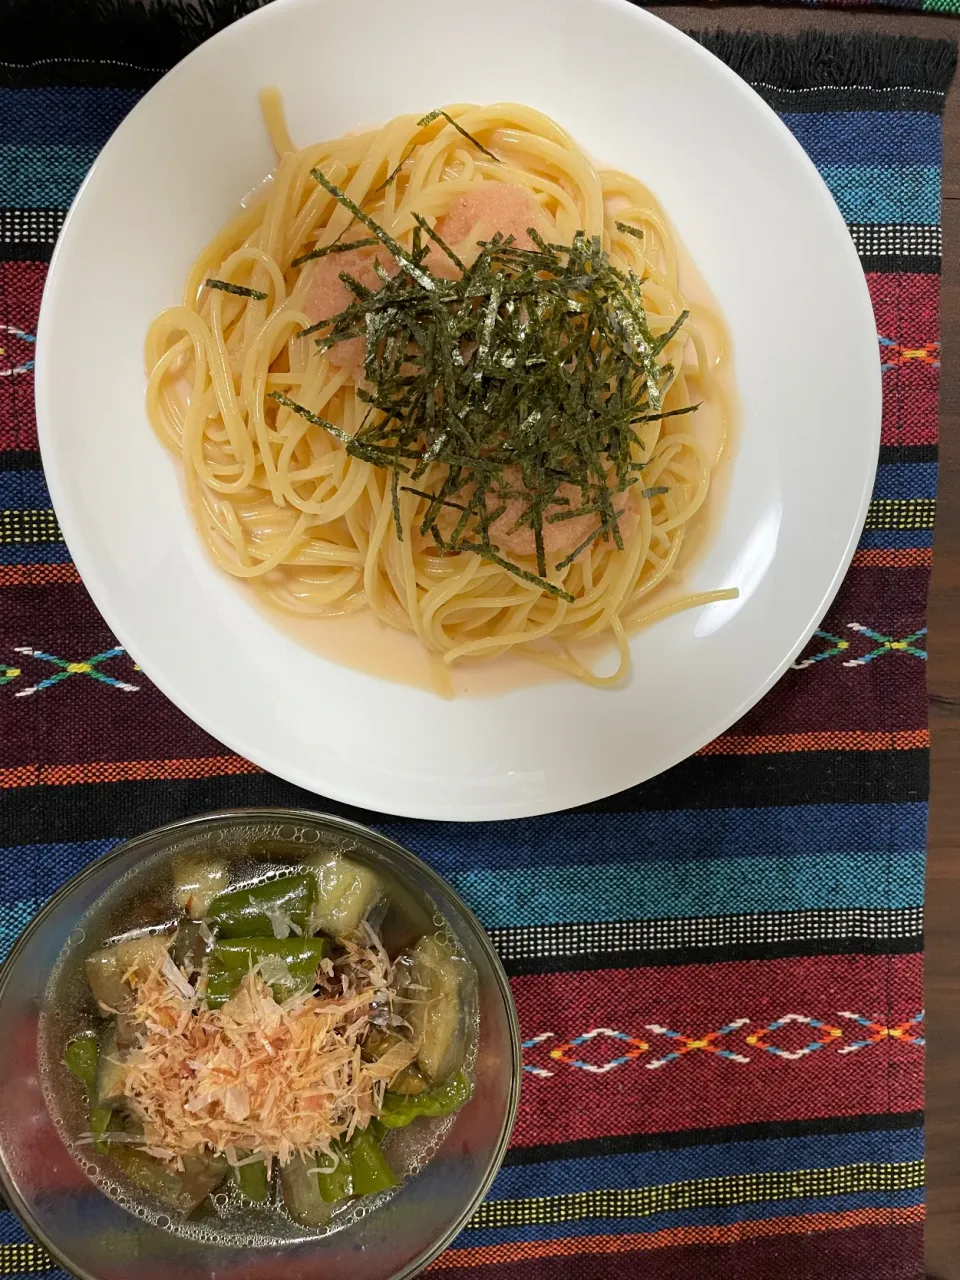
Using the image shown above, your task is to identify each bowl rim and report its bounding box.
[0,807,522,1280]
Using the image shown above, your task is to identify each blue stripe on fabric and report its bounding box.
[817,165,939,223]
[0,899,42,963]
[0,470,50,507]
[447,850,925,928]
[0,841,123,898]
[0,87,142,148]
[456,1188,925,1250]
[872,463,938,500]
[381,804,926,873]
[858,529,934,550]
[0,840,124,957]
[0,544,72,565]
[781,112,941,166]
[0,144,99,207]
[489,1128,923,1200]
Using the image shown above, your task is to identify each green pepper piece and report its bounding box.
[211,937,327,999]
[208,874,316,939]
[233,1156,270,1203]
[90,1105,115,1156]
[377,1071,472,1130]
[212,937,327,977]
[66,1037,115,1155]
[346,1129,396,1196]
[204,938,327,1007]
[64,1036,99,1092]
[203,969,239,1009]
[315,1143,353,1203]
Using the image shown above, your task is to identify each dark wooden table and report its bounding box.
[651,8,960,1274]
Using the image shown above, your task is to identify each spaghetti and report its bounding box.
[145,94,736,688]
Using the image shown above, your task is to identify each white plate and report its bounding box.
[35,0,880,821]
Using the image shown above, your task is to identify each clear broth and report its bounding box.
[38,826,479,1248]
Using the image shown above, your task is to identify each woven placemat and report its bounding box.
[0,13,954,1280]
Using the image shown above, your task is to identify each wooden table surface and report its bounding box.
[651,8,960,1274]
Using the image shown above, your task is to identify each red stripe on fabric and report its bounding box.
[0,756,261,788]
[0,563,81,587]
[699,728,928,755]
[867,271,940,447]
[732,561,930,738]
[0,261,43,452]
[850,548,932,569]
[0,565,933,768]
[428,1206,925,1271]
[510,954,923,1147]
[428,1222,924,1280]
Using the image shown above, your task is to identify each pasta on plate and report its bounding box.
[145,94,735,689]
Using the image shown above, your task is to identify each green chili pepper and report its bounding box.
[208,874,316,938]
[64,1036,99,1092]
[314,1143,353,1203]
[205,938,327,1007]
[203,969,239,1009]
[377,1071,472,1130]
[66,1037,117,1154]
[90,1105,115,1156]
[233,1156,270,1203]
[346,1129,396,1195]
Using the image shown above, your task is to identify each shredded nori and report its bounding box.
[205,277,267,300]
[416,109,502,163]
[268,158,694,596]
[291,238,378,268]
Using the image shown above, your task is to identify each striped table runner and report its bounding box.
[0,13,953,1280]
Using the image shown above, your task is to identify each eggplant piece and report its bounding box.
[172,855,228,919]
[362,1030,423,1093]
[280,1154,333,1228]
[387,1065,427,1096]
[304,855,382,937]
[84,935,170,1013]
[112,1148,228,1215]
[171,918,214,979]
[405,935,474,1084]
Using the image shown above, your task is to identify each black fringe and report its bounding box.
[0,0,955,102]
[0,0,270,85]
[695,29,958,96]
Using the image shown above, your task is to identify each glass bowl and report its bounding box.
[0,809,521,1280]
